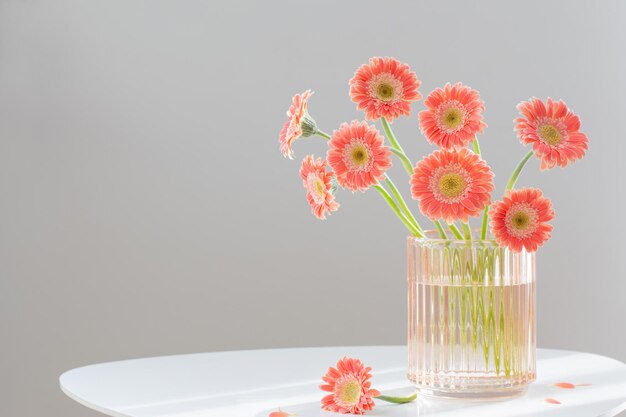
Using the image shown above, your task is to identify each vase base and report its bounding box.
[415,385,528,401]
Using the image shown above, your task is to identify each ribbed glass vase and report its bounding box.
[407,231,536,399]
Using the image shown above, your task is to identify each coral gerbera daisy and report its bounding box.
[489,188,554,253]
[419,82,487,150]
[320,357,380,415]
[299,155,339,220]
[515,98,588,170]
[410,148,494,223]
[349,57,422,122]
[279,90,318,159]
[327,120,392,192]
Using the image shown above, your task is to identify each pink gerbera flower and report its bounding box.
[320,357,380,415]
[299,155,339,220]
[489,188,554,252]
[349,57,422,122]
[419,82,487,150]
[410,148,494,223]
[327,120,392,192]
[515,98,588,170]
[279,90,317,159]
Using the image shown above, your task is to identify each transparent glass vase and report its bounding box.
[407,231,536,399]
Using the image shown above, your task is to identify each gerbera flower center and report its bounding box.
[335,378,362,407]
[368,73,404,102]
[442,108,463,130]
[315,180,324,196]
[429,163,473,203]
[342,139,374,172]
[352,146,368,165]
[438,173,466,198]
[307,174,326,204]
[512,212,530,228]
[436,101,467,133]
[505,203,539,238]
[376,83,394,100]
[539,124,562,145]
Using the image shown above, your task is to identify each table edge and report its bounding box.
[59,346,626,417]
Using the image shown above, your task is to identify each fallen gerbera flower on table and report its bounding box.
[320,357,416,414]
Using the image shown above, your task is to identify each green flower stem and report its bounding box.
[471,137,490,240]
[472,136,481,154]
[373,184,423,237]
[381,119,447,239]
[376,393,418,404]
[462,222,472,241]
[505,150,534,191]
[434,220,448,239]
[389,147,413,175]
[316,130,332,140]
[384,175,424,233]
[480,206,489,240]
[448,223,464,240]
[381,118,413,175]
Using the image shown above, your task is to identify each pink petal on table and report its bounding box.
[545,398,562,405]
[269,411,294,417]
[554,382,576,389]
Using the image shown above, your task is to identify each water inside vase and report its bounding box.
[408,279,536,398]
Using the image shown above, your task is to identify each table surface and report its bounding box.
[60,346,626,417]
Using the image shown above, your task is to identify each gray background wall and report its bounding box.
[1,1,625,416]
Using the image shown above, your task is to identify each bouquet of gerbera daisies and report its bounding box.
[278,57,588,252]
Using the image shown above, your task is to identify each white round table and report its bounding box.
[60,346,626,417]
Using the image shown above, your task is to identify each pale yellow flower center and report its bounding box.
[539,124,562,145]
[343,139,374,173]
[376,82,395,100]
[435,100,468,134]
[307,174,326,204]
[505,203,539,238]
[351,144,370,167]
[368,73,403,103]
[315,179,324,197]
[442,107,464,130]
[438,173,466,198]
[339,380,362,406]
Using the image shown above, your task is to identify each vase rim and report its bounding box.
[409,229,500,246]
